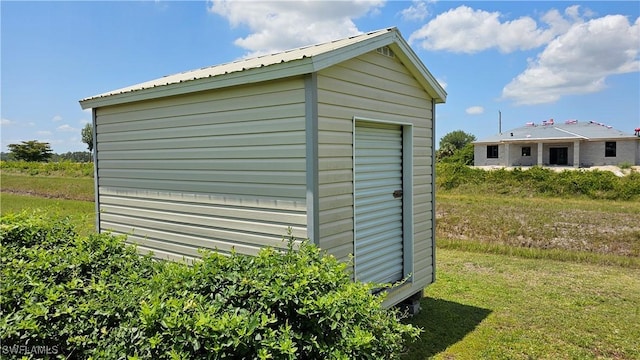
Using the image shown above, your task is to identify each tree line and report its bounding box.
[2,124,93,162]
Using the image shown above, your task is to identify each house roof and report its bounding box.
[80,27,446,109]
[474,121,639,143]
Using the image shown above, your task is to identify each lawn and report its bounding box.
[437,193,640,257]
[0,193,96,236]
[1,173,94,201]
[404,249,640,360]
[1,169,639,359]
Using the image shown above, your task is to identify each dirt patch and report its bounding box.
[1,189,93,202]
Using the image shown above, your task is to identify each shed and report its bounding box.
[79,27,446,306]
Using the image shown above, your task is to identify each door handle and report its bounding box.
[393,190,403,198]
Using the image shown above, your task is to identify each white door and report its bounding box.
[354,122,404,284]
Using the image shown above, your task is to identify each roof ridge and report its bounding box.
[161,27,396,79]
[80,26,447,108]
[553,126,588,139]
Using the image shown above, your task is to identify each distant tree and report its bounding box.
[439,130,477,151]
[7,140,53,162]
[81,123,93,152]
[57,151,92,162]
[436,142,457,161]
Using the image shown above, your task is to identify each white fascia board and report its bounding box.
[79,28,447,109]
[587,136,640,141]
[79,57,315,109]
[308,32,397,72]
[309,30,447,104]
[501,137,584,142]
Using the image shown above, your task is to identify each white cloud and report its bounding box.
[37,130,53,136]
[1,118,13,126]
[436,78,447,90]
[57,124,78,132]
[466,106,484,115]
[208,0,385,56]
[52,115,63,122]
[399,0,430,22]
[409,5,574,53]
[503,15,640,105]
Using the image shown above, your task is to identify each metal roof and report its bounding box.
[475,120,638,143]
[80,27,446,109]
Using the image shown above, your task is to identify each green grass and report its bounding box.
[437,238,640,269]
[1,173,94,201]
[0,193,95,236]
[437,193,640,258]
[404,249,640,360]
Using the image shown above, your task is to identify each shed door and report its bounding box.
[354,123,404,284]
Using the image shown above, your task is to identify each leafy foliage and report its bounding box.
[7,140,53,162]
[51,151,92,163]
[0,160,94,177]
[1,212,420,359]
[438,130,476,151]
[81,123,93,152]
[439,143,474,165]
[435,143,457,161]
[436,163,640,200]
[437,130,476,162]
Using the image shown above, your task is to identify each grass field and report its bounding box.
[0,193,95,236]
[1,173,94,201]
[437,193,640,256]
[1,168,640,359]
[406,249,640,360]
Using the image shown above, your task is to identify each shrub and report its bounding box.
[619,162,632,170]
[1,212,420,359]
[440,143,474,166]
[436,164,640,201]
[0,160,93,178]
[436,163,485,190]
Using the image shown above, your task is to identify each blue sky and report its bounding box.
[2,1,639,153]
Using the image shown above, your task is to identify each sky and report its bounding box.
[1,1,639,154]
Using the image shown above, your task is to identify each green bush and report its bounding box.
[1,212,420,359]
[436,164,640,200]
[436,163,485,190]
[618,162,632,170]
[439,143,474,166]
[0,160,93,178]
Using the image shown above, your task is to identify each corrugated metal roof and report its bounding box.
[80,27,447,109]
[475,121,638,143]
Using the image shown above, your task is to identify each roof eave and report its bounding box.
[389,33,447,103]
[79,27,447,109]
[475,135,639,144]
[79,57,316,109]
[308,29,446,103]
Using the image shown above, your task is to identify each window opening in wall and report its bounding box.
[605,142,616,157]
[487,145,498,158]
[522,146,531,156]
